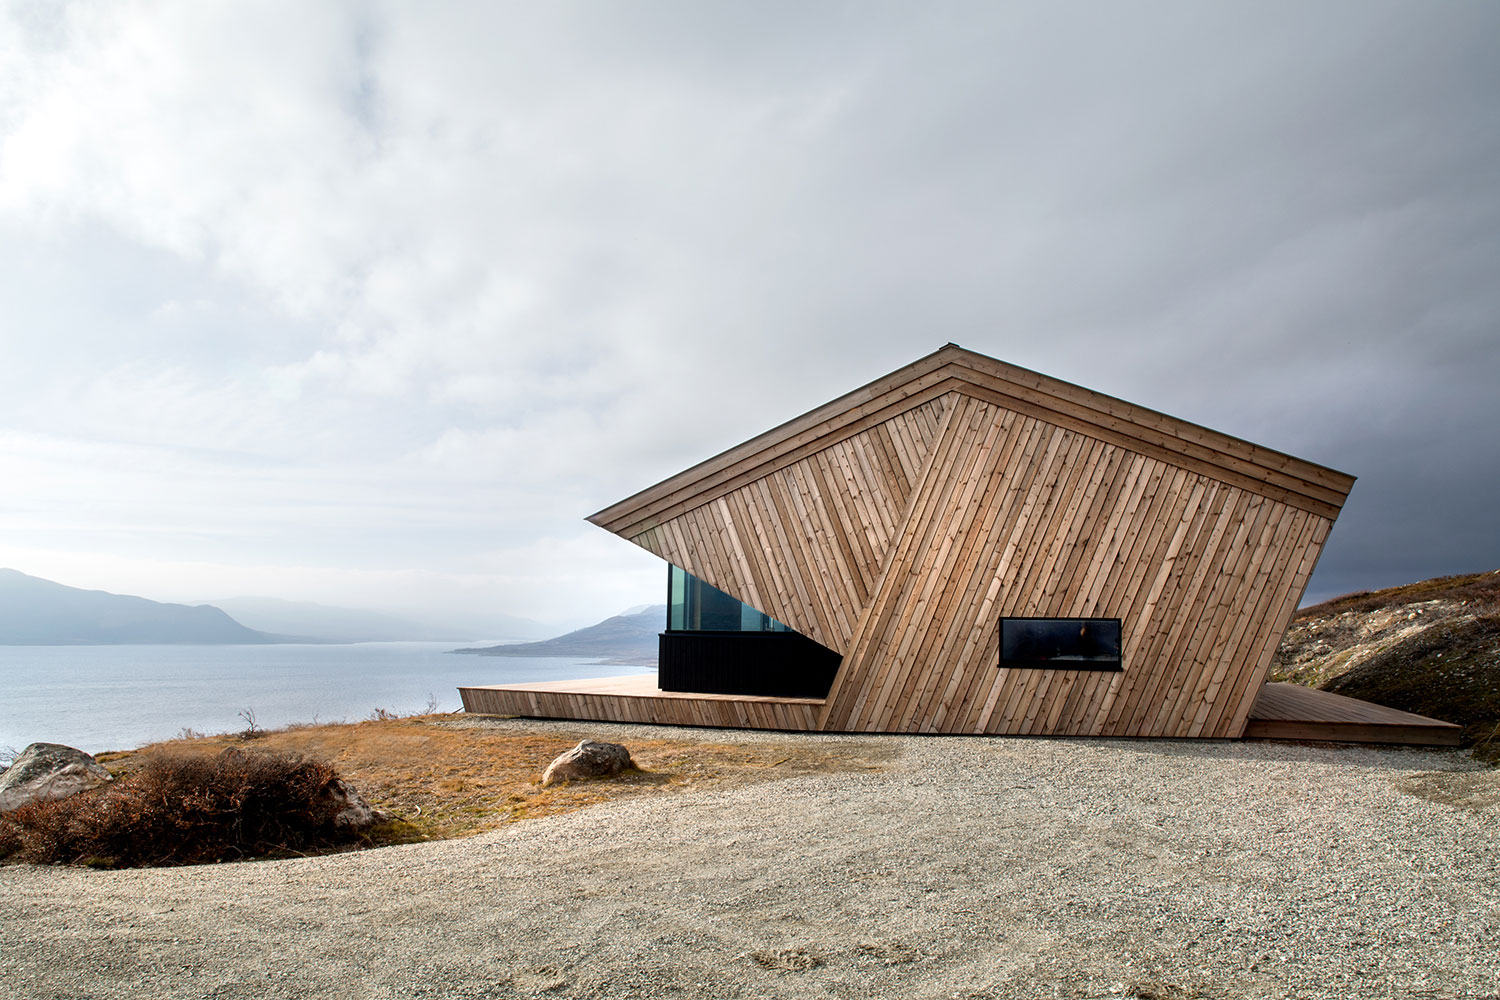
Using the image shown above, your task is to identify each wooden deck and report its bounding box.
[458,674,824,731]
[461,676,1462,746]
[1244,682,1461,746]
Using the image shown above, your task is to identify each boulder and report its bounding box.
[0,742,113,813]
[319,777,389,831]
[541,740,634,787]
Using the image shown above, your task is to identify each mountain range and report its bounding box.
[451,606,666,665]
[0,569,282,645]
[0,569,554,645]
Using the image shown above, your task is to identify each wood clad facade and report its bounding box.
[578,345,1356,738]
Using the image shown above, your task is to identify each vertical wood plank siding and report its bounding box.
[820,393,1330,736]
[577,346,1351,738]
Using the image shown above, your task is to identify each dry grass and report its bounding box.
[1296,569,1500,620]
[93,716,890,849]
[1274,569,1500,753]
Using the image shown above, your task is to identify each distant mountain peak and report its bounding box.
[452,606,666,665]
[0,569,278,645]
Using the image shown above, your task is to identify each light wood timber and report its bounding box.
[459,675,823,731]
[589,345,1353,537]
[1243,682,1460,746]
[460,345,1428,741]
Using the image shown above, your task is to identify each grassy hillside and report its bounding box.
[1273,569,1500,753]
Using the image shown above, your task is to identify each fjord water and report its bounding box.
[0,642,651,756]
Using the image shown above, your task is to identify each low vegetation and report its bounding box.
[1274,569,1500,756]
[0,748,364,867]
[2,715,888,867]
[1295,570,1500,619]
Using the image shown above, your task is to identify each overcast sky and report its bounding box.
[1,0,1496,630]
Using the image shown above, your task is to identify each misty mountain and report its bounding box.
[451,606,666,664]
[0,569,280,645]
[200,596,549,643]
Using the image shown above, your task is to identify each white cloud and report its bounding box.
[0,0,1496,620]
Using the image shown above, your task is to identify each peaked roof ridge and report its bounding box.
[589,346,964,534]
[936,348,1353,487]
[589,344,1355,535]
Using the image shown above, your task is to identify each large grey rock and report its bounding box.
[541,740,635,787]
[0,742,113,813]
[319,777,389,830]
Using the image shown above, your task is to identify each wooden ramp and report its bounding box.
[458,674,823,731]
[1245,682,1461,746]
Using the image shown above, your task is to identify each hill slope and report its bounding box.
[0,569,278,645]
[451,607,665,665]
[1272,569,1500,748]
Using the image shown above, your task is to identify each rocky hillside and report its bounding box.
[1271,570,1500,749]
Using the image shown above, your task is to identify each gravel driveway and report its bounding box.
[2,721,1497,1000]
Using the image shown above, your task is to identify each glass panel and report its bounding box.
[665,566,792,633]
[668,565,687,631]
[1001,618,1121,668]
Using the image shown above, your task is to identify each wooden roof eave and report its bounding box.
[588,345,1356,539]
[588,347,962,533]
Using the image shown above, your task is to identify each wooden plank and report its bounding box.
[949,364,1350,512]
[1216,516,1332,738]
[856,398,994,729]
[893,405,1021,730]
[914,412,1038,730]
[1243,684,1459,745]
[601,375,960,537]
[819,394,967,730]
[1242,720,1461,746]
[1191,500,1295,736]
[1111,477,1222,735]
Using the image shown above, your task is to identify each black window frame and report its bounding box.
[999,616,1123,671]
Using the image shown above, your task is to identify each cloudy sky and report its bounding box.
[1,0,1496,631]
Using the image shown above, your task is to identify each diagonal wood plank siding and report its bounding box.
[626,395,951,653]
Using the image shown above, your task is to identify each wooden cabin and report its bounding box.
[461,345,1459,744]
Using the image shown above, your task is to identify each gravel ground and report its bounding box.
[2,719,1498,1000]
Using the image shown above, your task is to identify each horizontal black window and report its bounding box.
[1000,617,1122,671]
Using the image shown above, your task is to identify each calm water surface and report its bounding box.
[0,643,652,755]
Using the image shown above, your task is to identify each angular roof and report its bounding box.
[590,343,1354,538]
[586,344,1355,738]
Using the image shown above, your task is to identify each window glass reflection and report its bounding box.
[666,566,791,632]
[1000,618,1121,668]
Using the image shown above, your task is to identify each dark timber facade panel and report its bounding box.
[659,631,842,698]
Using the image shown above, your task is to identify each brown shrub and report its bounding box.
[0,747,364,867]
